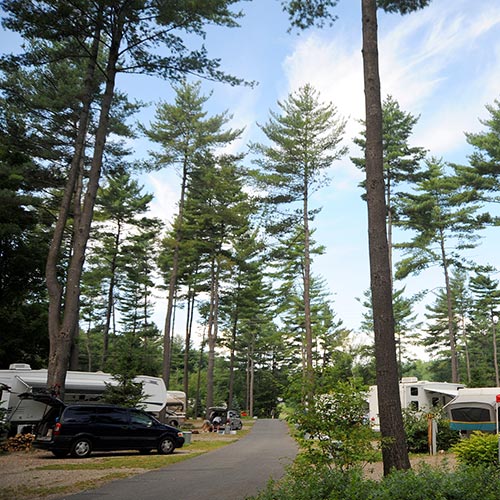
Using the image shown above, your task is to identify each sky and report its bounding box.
[3,1,500,350]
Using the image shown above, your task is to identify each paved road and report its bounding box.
[63,419,298,500]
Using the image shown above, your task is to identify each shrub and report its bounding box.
[452,431,499,466]
[402,408,460,453]
[250,462,500,500]
[290,381,379,470]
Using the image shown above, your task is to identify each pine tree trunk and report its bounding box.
[303,186,314,398]
[205,255,220,416]
[46,22,102,391]
[361,0,410,475]
[162,158,189,388]
[439,230,459,383]
[47,13,122,395]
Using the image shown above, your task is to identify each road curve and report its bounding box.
[63,418,298,500]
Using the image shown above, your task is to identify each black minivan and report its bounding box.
[32,397,185,458]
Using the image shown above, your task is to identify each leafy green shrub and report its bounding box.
[290,381,379,470]
[452,431,499,466]
[403,408,460,453]
[250,462,500,500]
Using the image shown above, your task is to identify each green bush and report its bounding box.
[452,431,499,466]
[402,408,460,453]
[290,381,379,470]
[250,462,500,500]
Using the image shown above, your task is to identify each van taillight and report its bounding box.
[54,423,62,435]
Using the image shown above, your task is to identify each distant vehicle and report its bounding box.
[165,390,187,423]
[31,396,185,458]
[0,364,186,434]
[368,377,464,430]
[164,408,184,428]
[208,407,243,431]
[444,387,500,434]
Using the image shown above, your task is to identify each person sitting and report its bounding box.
[212,415,222,432]
[201,420,213,433]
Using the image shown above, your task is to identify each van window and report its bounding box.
[130,409,154,426]
[95,407,128,425]
[63,407,94,424]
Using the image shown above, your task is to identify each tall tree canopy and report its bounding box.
[252,83,346,396]
[1,0,246,395]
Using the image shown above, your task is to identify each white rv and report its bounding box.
[0,364,170,434]
[444,387,500,434]
[368,377,464,430]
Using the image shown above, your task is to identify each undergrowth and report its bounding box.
[250,461,500,500]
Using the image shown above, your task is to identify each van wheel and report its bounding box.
[71,438,92,458]
[52,450,69,458]
[158,437,174,455]
[170,420,179,428]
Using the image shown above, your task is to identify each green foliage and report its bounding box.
[101,374,145,409]
[251,462,500,500]
[291,381,378,469]
[452,432,499,466]
[402,409,459,453]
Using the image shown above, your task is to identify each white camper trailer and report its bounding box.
[368,377,464,430]
[0,364,169,434]
[444,387,500,433]
[165,390,187,417]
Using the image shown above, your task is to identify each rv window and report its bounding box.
[432,397,440,407]
[409,401,419,411]
[451,407,491,422]
[410,387,418,396]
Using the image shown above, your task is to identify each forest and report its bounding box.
[1,0,500,451]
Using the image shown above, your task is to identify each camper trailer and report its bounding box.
[0,364,170,434]
[165,390,187,417]
[444,387,500,433]
[368,377,464,430]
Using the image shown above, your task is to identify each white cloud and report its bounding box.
[145,171,179,226]
[283,2,500,162]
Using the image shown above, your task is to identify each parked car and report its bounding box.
[208,407,243,430]
[31,396,185,458]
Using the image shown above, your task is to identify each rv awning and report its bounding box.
[423,387,460,398]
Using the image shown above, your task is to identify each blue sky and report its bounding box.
[3,1,500,347]
[128,0,500,343]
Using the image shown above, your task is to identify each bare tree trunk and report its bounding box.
[439,230,459,383]
[205,255,220,416]
[493,319,499,387]
[361,0,410,475]
[194,327,205,419]
[163,158,190,388]
[47,13,123,396]
[46,22,102,394]
[248,335,255,418]
[183,283,196,400]
[303,185,314,399]
[102,224,121,370]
